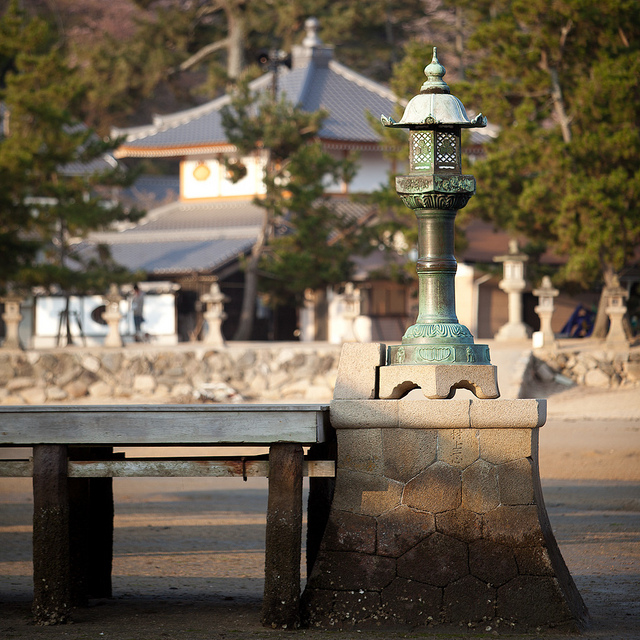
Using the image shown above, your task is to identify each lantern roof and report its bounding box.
[382,48,486,130]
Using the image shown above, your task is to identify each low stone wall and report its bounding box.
[0,343,342,405]
[531,345,640,389]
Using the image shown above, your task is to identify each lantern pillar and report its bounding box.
[377,48,498,399]
[1,293,24,350]
[303,48,588,633]
[201,281,229,347]
[532,276,559,350]
[605,275,629,354]
[102,285,124,348]
[494,240,532,341]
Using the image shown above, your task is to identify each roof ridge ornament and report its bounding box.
[302,17,323,48]
[421,47,450,94]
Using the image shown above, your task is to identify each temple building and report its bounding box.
[89,20,584,343]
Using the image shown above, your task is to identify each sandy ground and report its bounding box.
[1,383,639,639]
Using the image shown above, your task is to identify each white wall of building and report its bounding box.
[181,154,267,200]
[181,149,397,199]
[344,150,393,194]
[33,294,178,347]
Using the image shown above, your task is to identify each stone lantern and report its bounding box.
[102,284,124,348]
[329,282,362,343]
[494,239,531,341]
[303,48,588,632]
[605,274,629,352]
[201,281,229,346]
[1,292,24,350]
[532,275,559,350]
[379,47,498,398]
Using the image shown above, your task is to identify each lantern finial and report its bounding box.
[421,47,449,94]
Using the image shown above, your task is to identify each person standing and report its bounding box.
[132,284,145,342]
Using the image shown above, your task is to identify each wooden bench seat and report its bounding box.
[0,404,335,628]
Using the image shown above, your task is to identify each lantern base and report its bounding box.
[387,342,491,366]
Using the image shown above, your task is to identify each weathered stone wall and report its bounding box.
[0,344,342,405]
[531,346,640,389]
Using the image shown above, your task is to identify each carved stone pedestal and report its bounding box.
[302,344,589,632]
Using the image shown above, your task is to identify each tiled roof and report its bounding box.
[121,199,264,234]
[115,40,398,156]
[87,195,377,275]
[106,237,255,274]
[87,199,263,274]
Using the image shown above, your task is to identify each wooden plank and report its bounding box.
[0,404,330,446]
[32,445,72,625]
[262,443,303,629]
[66,459,335,478]
[0,458,335,478]
[0,459,32,476]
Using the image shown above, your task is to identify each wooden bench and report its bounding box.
[0,404,335,628]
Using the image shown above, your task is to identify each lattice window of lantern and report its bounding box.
[435,132,457,171]
[411,131,433,171]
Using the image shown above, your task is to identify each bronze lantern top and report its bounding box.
[381,47,487,130]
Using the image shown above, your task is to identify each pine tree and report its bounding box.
[0,2,143,339]
[452,0,640,335]
[221,82,370,340]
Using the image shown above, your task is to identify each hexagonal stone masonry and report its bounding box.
[403,461,462,513]
[468,539,518,587]
[437,428,479,468]
[442,574,496,623]
[381,578,441,624]
[303,344,588,631]
[322,510,376,554]
[461,459,499,513]
[337,429,383,475]
[498,458,535,505]
[381,428,436,483]
[331,468,402,517]
[397,532,468,587]
[376,505,435,557]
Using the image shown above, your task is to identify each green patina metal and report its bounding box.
[382,47,491,366]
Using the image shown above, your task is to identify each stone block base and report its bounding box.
[302,344,588,632]
[302,421,588,631]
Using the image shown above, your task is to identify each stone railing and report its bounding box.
[0,343,342,405]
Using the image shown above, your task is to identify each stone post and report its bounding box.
[494,240,532,341]
[1,293,24,350]
[329,282,361,344]
[299,289,316,342]
[102,284,124,348]
[201,281,229,346]
[605,275,629,354]
[532,276,559,350]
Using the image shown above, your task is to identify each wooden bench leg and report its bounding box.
[262,443,303,629]
[33,444,71,625]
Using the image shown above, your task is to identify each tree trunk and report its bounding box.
[233,210,269,340]
[64,294,74,346]
[226,4,245,80]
